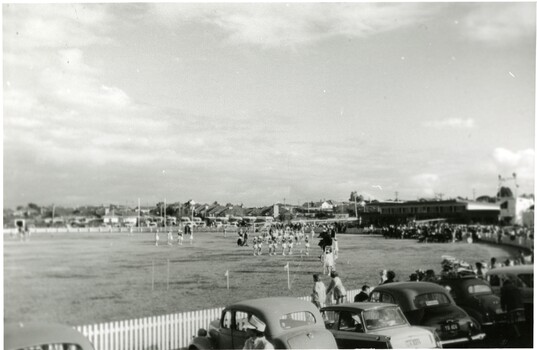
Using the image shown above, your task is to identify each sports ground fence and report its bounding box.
[73,291,360,350]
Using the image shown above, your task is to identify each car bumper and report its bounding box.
[440,333,486,346]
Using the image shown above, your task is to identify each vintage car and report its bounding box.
[486,264,534,322]
[370,282,486,347]
[5,322,95,350]
[436,276,506,328]
[321,302,442,348]
[189,297,337,349]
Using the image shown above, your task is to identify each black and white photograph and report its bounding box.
[3,2,535,349]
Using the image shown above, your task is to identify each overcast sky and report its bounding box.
[3,3,535,208]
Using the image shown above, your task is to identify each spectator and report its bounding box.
[326,271,347,304]
[354,285,371,302]
[490,257,498,269]
[423,269,437,282]
[311,274,327,309]
[474,262,487,279]
[409,273,419,281]
[243,315,274,350]
[383,270,396,284]
[379,270,388,285]
[501,279,525,339]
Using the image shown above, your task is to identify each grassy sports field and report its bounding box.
[4,230,518,326]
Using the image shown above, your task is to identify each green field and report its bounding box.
[4,230,518,326]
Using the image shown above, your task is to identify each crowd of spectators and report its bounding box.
[380,222,534,244]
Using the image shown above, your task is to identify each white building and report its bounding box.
[499,197,534,226]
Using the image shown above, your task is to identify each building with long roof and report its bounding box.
[363,199,500,225]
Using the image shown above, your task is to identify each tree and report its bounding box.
[28,203,41,211]
[349,191,364,202]
[497,187,513,198]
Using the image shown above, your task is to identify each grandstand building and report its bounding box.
[363,199,500,225]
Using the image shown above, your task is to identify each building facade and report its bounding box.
[363,199,500,225]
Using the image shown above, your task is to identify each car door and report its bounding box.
[231,310,251,349]
[324,310,387,349]
[217,309,234,349]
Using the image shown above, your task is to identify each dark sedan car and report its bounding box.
[436,276,506,328]
[370,282,486,347]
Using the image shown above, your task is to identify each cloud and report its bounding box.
[4,4,114,51]
[459,3,535,45]
[411,173,440,197]
[493,148,534,181]
[423,118,475,129]
[149,3,437,48]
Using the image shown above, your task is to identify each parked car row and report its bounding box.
[9,267,531,350]
[190,266,534,350]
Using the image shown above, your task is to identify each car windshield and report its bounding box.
[363,307,407,330]
[467,284,492,294]
[279,311,316,330]
[414,292,451,309]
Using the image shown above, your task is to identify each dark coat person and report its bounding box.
[354,285,371,302]
[501,279,524,312]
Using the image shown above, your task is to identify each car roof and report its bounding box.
[375,281,448,293]
[230,297,319,315]
[373,282,452,309]
[487,265,534,274]
[439,277,489,286]
[321,302,399,312]
[227,297,325,335]
[5,322,94,350]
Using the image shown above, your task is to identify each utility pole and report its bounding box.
[354,192,358,219]
[395,191,399,202]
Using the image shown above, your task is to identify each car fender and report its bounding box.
[189,336,214,350]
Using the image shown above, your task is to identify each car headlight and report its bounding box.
[467,321,476,334]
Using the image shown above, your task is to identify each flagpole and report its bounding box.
[287,263,290,290]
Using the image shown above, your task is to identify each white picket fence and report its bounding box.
[75,290,360,350]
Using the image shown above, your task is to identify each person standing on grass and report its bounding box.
[167,230,173,245]
[326,271,347,304]
[311,274,327,309]
[155,230,159,246]
[252,237,258,256]
[223,225,227,238]
[177,229,184,245]
[288,237,294,255]
[304,236,310,255]
[333,238,339,260]
[323,247,335,275]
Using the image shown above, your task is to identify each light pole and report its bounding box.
[354,192,358,219]
[191,201,196,232]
